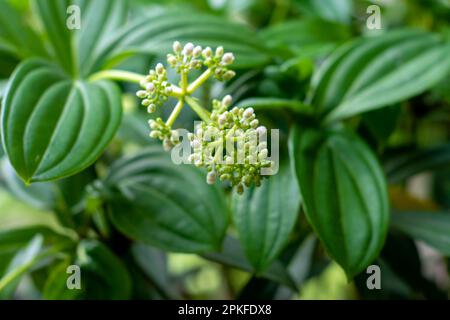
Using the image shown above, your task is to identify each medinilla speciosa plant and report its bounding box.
[1,0,450,299]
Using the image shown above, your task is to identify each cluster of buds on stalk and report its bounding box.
[136,41,273,193]
[188,95,272,194]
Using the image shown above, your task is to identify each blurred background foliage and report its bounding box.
[0,0,449,300]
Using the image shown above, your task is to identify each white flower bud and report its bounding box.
[258,142,267,151]
[193,46,202,57]
[218,114,227,125]
[148,119,158,129]
[250,119,259,128]
[231,107,239,115]
[142,99,151,107]
[171,130,179,142]
[206,171,216,184]
[243,107,254,118]
[215,46,224,57]
[190,139,199,149]
[147,104,156,113]
[173,41,182,53]
[136,90,147,98]
[165,86,172,94]
[149,130,160,138]
[146,83,155,92]
[183,42,194,55]
[222,53,234,65]
[223,70,235,80]
[167,55,177,65]
[222,95,232,107]
[155,63,164,74]
[202,47,212,58]
[258,148,268,160]
[163,139,173,151]
[256,126,267,136]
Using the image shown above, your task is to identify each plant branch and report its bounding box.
[185,96,211,123]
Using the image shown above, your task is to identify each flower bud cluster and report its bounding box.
[166,41,235,81]
[136,63,172,113]
[188,96,272,193]
[148,118,181,151]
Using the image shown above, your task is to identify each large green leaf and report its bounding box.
[0,1,46,60]
[1,59,122,183]
[308,30,450,122]
[103,146,229,253]
[232,161,301,272]
[94,8,270,70]
[391,212,450,256]
[294,0,353,24]
[44,239,131,299]
[34,0,75,75]
[289,126,389,277]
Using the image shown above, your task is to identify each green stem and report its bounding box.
[88,69,145,83]
[181,71,188,93]
[187,69,213,94]
[185,96,211,123]
[166,100,184,127]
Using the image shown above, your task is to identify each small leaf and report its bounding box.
[308,30,450,122]
[391,212,450,256]
[0,234,44,298]
[232,161,301,272]
[289,126,389,277]
[103,146,229,253]
[1,59,122,183]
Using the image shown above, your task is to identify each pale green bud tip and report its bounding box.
[146,83,155,92]
[222,95,232,107]
[193,45,202,57]
[223,70,236,80]
[215,46,224,57]
[222,53,234,65]
[149,130,160,138]
[243,107,254,118]
[147,104,156,113]
[183,42,194,55]
[142,99,151,107]
[156,63,164,74]
[173,41,182,53]
[136,90,147,98]
[202,47,212,58]
[206,171,216,184]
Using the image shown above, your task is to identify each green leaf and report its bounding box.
[1,59,122,183]
[131,243,180,299]
[44,239,131,300]
[43,260,81,300]
[260,18,351,55]
[202,236,297,290]
[308,30,450,122]
[289,126,389,278]
[385,143,450,183]
[391,212,450,256]
[0,234,44,298]
[294,0,353,24]
[0,1,46,60]
[34,0,75,75]
[75,239,131,299]
[95,8,270,70]
[75,0,128,76]
[232,161,301,272]
[103,146,229,253]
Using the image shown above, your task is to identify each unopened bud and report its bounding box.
[222,53,234,65]
[222,95,232,107]
[206,171,216,184]
[136,90,147,98]
[173,41,182,53]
